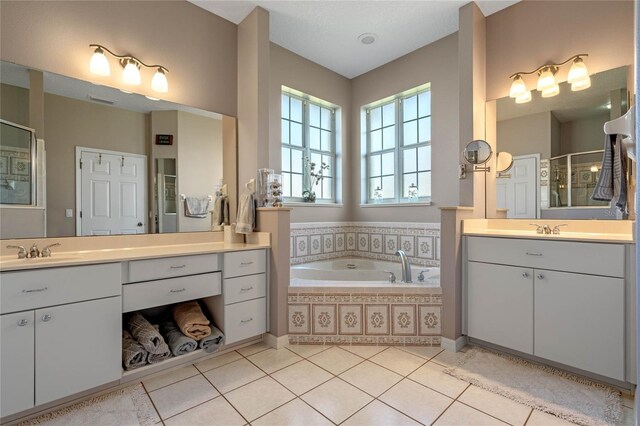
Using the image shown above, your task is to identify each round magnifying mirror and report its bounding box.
[463,140,493,165]
[496,151,514,173]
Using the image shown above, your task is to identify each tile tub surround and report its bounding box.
[290,222,441,267]
[288,289,443,346]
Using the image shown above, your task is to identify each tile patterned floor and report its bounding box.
[33,343,639,425]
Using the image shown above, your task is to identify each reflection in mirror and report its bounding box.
[496,152,514,174]
[0,60,233,239]
[463,140,493,165]
[491,66,630,220]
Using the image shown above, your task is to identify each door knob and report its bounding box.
[17,319,29,326]
[536,274,544,280]
[137,222,143,227]
[522,272,529,278]
[41,314,52,322]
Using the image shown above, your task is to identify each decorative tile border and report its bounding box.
[290,222,440,267]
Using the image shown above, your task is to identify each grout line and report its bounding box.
[200,365,252,425]
[396,346,444,361]
[140,381,164,423]
[159,393,221,423]
[523,407,535,425]
[428,383,471,425]
[297,397,339,425]
[193,350,243,374]
[143,367,201,393]
[374,397,428,425]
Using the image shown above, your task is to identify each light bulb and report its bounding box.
[541,84,559,98]
[509,75,527,98]
[568,57,589,84]
[537,67,557,92]
[515,91,532,104]
[122,60,141,85]
[151,68,169,93]
[89,47,110,76]
[571,76,591,91]
[590,165,599,172]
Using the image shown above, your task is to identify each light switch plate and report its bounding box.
[65,209,73,218]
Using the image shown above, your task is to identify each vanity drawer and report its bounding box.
[467,237,624,278]
[122,272,221,312]
[127,253,220,283]
[224,274,267,305]
[0,264,121,314]
[223,250,266,278]
[224,297,266,344]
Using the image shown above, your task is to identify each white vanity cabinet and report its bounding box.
[0,264,122,418]
[465,236,628,382]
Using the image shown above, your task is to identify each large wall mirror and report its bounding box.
[0,60,236,239]
[487,65,631,220]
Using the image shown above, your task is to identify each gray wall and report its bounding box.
[497,112,551,159]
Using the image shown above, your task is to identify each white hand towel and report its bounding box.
[184,196,210,218]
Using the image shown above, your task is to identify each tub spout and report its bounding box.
[395,250,412,283]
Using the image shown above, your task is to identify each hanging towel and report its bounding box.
[128,313,170,355]
[592,134,628,213]
[199,324,225,353]
[212,195,230,226]
[122,330,148,370]
[236,189,256,234]
[160,321,198,356]
[172,301,212,341]
[184,196,211,218]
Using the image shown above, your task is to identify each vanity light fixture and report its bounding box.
[508,54,589,104]
[88,44,169,93]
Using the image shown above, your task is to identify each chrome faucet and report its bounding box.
[41,243,61,257]
[395,250,412,283]
[542,224,552,235]
[552,224,568,235]
[6,245,27,259]
[29,243,40,258]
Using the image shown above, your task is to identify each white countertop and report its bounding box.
[463,229,633,244]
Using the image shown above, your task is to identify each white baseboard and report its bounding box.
[263,333,289,349]
[441,335,468,352]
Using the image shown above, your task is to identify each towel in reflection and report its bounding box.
[160,321,198,356]
[199,324,225,353]
[184,196,211,218]
[172,301,212,341]
[122,330,148,370]
[128,312,170,355]
[212,195,230,226]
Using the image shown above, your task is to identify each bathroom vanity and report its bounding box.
[0,235,270,420]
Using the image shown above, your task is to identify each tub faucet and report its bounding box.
[395,251,412,283]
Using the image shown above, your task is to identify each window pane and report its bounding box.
[322,155,333,177]
[290,98,303,122]
[370,107,382,129]
[418,91,431,117]
[321,108,331,130]
[382,126,395,150]
[290,122,303,146]
[281,120,289,144]
[403,148,417,173]
[322,177,333,199]
[321,130,331,151]
[403,95,417,122]
[310,127,320,150]
[291,173,303,198]
[418,171,431,197]
[381,152,394,175]
[418,145,431,171]
[418,117,431,143]
[382,176,395,198]
[282,172,291,197]
[311,152,322,172]
[309,104,320,128]
[370,129,382,152]
[369,154,381,177]
[403,173,418,197]
[403,120,418,146]
[281,94,290,119]
[382,103,395,127]
[291,149,303,173]
[282,148,291,172]
[369,177,381,199]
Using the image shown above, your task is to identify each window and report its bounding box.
[364,85,431,203]
[281,91,336,202]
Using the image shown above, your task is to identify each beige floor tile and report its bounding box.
[286,344,332,358]
[408,362,469,398]
[430,346,469,368]
[301,378,373,424]
[142,364,200,392]
[195,350,243,372]
[621,393,635,409]
[398,345,443,360]
[247,348,303,374]
[149,374,219,420]
[339,360,403,397]
[271,360,333,395]
[236,342,271,357]
[369,347,426,376]
[458,385,532,426]
[340,345,389,359]
[434,401,507,426]
[164,396,245,426]
[308,346,364,375]
[343,400,422,426]
[252,398,333,426]
[225,376,295,422]
[203,358,265,394]
[379,379,452,424]
[525,410,576,426]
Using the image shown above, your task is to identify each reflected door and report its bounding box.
[78,149,146,235]
[496,155,538,218]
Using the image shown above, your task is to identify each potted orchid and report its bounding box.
[302,156,329,202]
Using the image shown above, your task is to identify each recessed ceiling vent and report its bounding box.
[358,33,377,45]
[88,95,116,105]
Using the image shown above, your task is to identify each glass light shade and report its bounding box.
[151,69,169,93]
[536,67,557,92]
[541,84,560,98]
[122,61,141,85]
[567,58,589,84]
[571,76,591,91]
[509,75,527,98]
[89,49,110,76]
[515,91,532,104]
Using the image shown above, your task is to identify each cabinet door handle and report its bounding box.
[22,287,48,293]
[17,319,29,326]
[536,274,545,280]
[240,261,253,266]
[41,314,52,322]
[170,265,186,269]
[240,286,254,292]
[170,288,186,293]
[522,272,529,278]
[525,252,543,257]
[240,318,253,324]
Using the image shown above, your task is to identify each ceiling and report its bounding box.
[189,0,519,78]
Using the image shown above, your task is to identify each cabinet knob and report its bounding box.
[536,274,545,280]
[41,314,52,322]
[522,272,529,278]
[17,319,29,326]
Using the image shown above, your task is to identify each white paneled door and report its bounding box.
[77,148,146,235]
[496,155,539,218]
